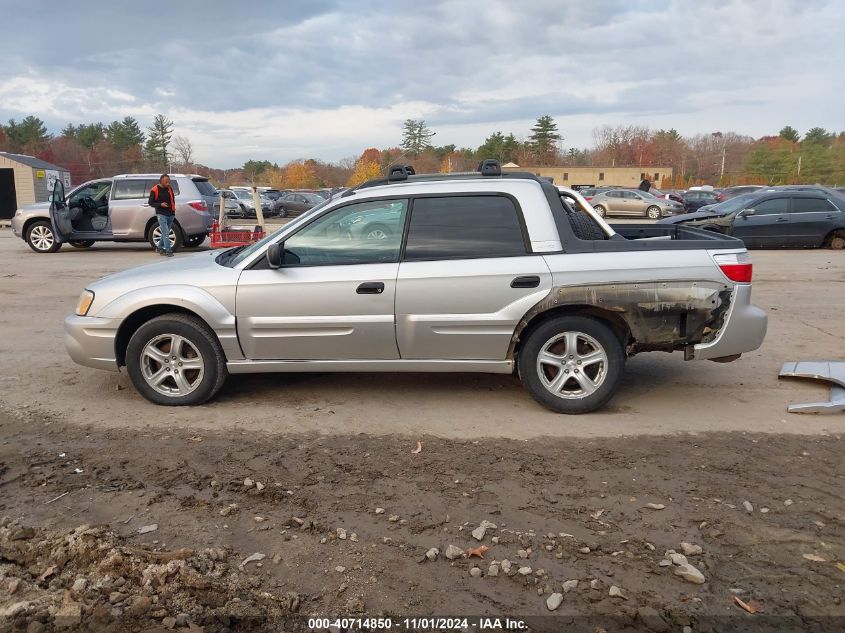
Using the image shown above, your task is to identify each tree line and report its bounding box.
[1,114,843,190]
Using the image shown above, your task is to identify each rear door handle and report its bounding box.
[776,217,788,222]
[511,276,541,289]
[356,282,385,294]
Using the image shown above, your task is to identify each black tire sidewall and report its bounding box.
[26,221,61,253]
[519,316,625,414]
[126,316,226,406]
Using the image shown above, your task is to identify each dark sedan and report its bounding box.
[681,190,721,212]
[272,192,325,218]
[659,189,845,249]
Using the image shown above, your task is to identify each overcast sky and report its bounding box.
[1,0,842,167]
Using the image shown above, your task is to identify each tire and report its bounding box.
[827,231,845,250]
[125,313,228,406]
[593,205,607,218]
[363,223,391,240]
[567,211,606,241]
[147,221,183,252]
[519,315,625,414]
[69,240,95,248]
[184,234,207,248]
[25,221,62,253]
[278,207,288,218]
[646,206,661,220]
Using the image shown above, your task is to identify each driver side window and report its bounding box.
[283,199,408,266]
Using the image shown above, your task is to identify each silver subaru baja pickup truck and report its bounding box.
[64,160,767,413]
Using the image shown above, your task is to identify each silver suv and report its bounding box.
[11,173,217,253]
[64,163,766,414]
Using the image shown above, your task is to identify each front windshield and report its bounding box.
[221,197,335,267]
[707,192,760,214]
[234,190,251,199]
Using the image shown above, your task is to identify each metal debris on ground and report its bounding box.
[779,361,845,413]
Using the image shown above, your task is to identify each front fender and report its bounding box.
[96,285,243,361]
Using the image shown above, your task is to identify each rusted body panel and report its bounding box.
[511,280,733,356]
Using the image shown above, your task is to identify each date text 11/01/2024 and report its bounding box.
[307,617,528,630]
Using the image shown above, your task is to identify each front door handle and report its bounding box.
[357,282,385,295]
[511,276,541,289]
[776,217,788,223]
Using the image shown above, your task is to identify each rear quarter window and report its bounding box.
[192,179,217,196]
[404,195,526,260]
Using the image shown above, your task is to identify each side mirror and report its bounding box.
[266,242,283,269]
[741,208,755,217]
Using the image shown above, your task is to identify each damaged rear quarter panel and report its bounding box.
[512,252,735,356]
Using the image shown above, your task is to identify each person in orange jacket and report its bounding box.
[148,174,176,256]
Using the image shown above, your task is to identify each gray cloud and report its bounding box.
[0,0,842,165]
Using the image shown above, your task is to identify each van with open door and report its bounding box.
[11,174,216,253]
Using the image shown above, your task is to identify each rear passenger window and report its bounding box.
[192,179,216,196]
[113,179,180,199]
[113,179,147,200]
[791,197,837,213]
[404,196,526,260]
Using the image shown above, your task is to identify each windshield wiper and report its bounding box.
[217,245,247,266]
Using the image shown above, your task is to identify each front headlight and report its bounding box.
[75,290,95,316]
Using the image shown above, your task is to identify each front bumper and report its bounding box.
[690,284,767,360]
[64,314,120,372]
[10,214,23,237]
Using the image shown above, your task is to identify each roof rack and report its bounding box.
[341,159,542,197]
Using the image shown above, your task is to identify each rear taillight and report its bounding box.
[187,200,208,211]
[713,252,752,282]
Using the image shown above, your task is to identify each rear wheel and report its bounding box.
[646,206,661,220]
[593,205,607,218]
[519,316,625,414]
[25,221,61,253]
[125,314,228,406]
[827,231,845,250]
[69,240,95,248]
[147,222,183,252]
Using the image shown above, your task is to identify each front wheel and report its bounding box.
[593,205,607,218]
[646,206,661,220]
[125,313,228,406]
[147,221,183,252]
[25,221,62,253]
[519,316,625,414]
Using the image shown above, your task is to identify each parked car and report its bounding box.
[681,190,721,212]
[64,160,766,414]
[11,174,215,253]
[576,186,614,202]
[273,191,325,217]
[718,185,766,201]
[217,190,242,217]
[225,189,273,217]
[659,188,845,249]
[590,189,684,218]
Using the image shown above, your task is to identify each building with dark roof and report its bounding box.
[0,152,71,220]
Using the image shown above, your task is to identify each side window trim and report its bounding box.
[399,192,531,262]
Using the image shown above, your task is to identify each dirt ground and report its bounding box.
[0,228,844,632]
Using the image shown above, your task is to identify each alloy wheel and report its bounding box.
[151,226,176,250]
[30,225,55,251]
[536,331,608,399]
[140,334,205,397]
[365,228,388,240]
